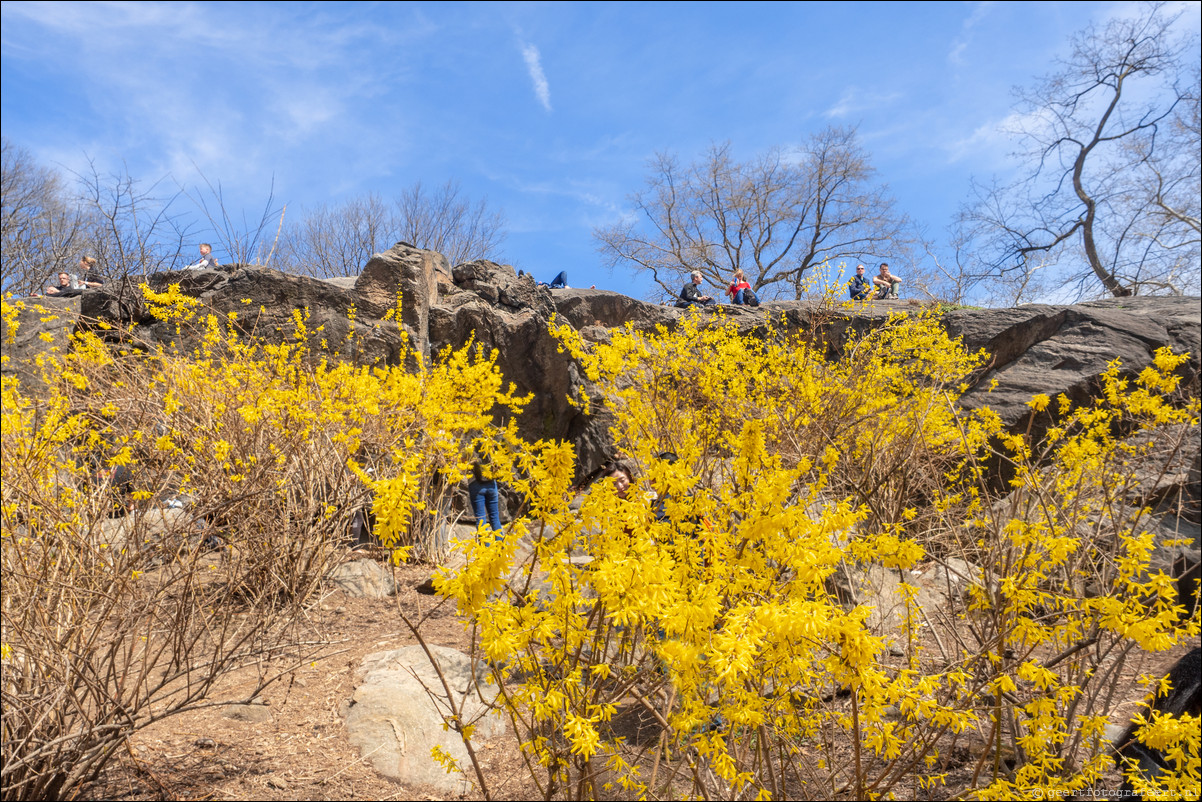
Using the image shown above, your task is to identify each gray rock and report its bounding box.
[428,291,612,477]
[80,265,409,367]
[355,244,449,363]
[452,260,554,317]
[918,557,982,594]
[0,295,79,392]
[952,299,1200,430]
[552,288,676,332]
[321,275,358,291]
[829,561,969,650]
[329,558,397,598]
[223,702,271,723]
[344,645,504,794]
[96,507,196,553]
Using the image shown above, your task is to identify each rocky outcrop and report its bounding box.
[0,295,79,390]
[944,297,1200,430]
[355,244,449,363]
[4,245,1198,482]
[429,261,614,471]
[552,288,675,331]
[79,265,409,366]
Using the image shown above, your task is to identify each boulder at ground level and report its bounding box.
[344,645,504,794]
[329,558,397,598]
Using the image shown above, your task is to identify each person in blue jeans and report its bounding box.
[537,271,568,289]
[468,464,502,532]
[848,264,871,300]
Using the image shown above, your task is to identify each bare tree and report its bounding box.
[278,193,396,278]
[594,127,915,301]
[1,139,85,295]
[957,2,1200,301]
[395,179,507,268]
[74,159,191,284]
[278,182,507,278]
[183,171,286,267]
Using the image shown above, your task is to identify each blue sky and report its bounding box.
[2,1,1198,298]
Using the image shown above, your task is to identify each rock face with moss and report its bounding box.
[5,243,1199,481]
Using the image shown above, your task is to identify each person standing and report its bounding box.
[468,463,502,533]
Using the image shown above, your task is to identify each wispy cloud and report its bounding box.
[949,2,994,65]
[1,1,429,197]
[521,43,552,112]
[824,87,902,119]
[944,107,1049,166]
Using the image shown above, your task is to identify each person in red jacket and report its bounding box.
[727,269,752,305]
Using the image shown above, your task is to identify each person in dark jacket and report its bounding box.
[676,270,715,309]
[848,264,871,300]
[45,271,82,298]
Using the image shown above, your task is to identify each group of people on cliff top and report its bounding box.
[848,262,902,300]
[40,244,219,298]
[675,269,761,309]
[675,262,903,309]
[39,245,903,307]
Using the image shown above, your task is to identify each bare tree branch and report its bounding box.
[956,2,1200,301]
[595,127,916,302]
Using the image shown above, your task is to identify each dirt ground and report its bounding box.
[84,558,1198,802]
[88,563,538,802]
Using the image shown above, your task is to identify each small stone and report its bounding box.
[194,738,216,749]
[223,703,272,723]
[329,558,397,598]
[1105,723,1129,744]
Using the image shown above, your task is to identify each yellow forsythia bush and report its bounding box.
[433,309,1199,801]
[0,287,529,800]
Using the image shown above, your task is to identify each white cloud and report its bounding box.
[823,87,902,119]
[521,43,552,112]
[948,1,994,66]
[944,108,1049,166]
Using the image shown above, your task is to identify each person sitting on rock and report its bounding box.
[676,270,715,308]
[727,269,752,305]
[185,243,219,270]
[848,264,871,300]
[873,262,902,299]
[45,271,83,298]
[77,256,105,288]
[536,270,568,289]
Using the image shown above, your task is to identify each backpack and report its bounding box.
[743,288,760,307]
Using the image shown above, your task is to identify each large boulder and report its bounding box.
[450,260,554,317]
[428,286,613,472]
[355,243,450,362]
[79,266,409,365]
[947,297,1200,429]
[552,288,676,332]
[343,645,504,794]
